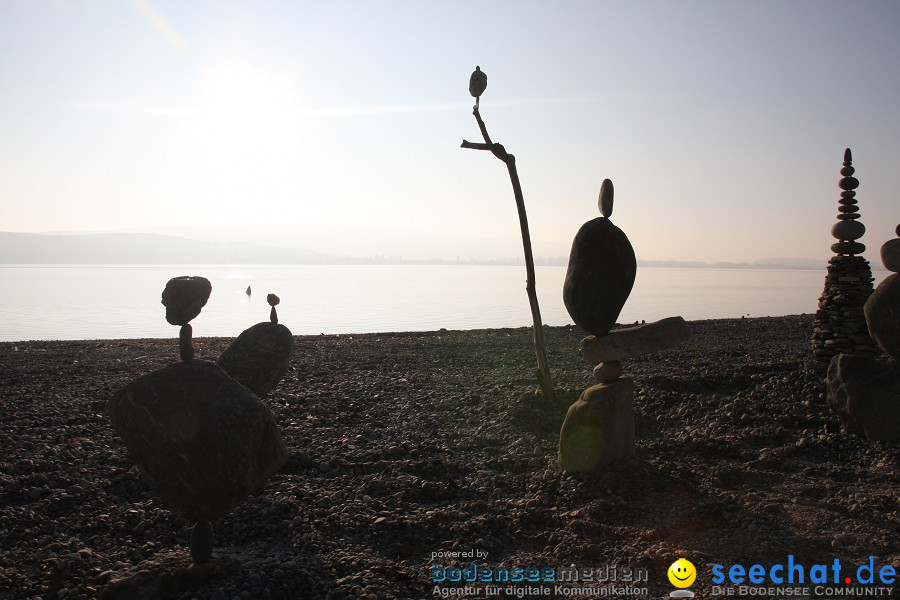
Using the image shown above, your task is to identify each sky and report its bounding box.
[0,0,898,264]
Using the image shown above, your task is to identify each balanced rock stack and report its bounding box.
[558,180,689,472]
[826,226,900,443]
[218,292,293,397]
[107,276,288,566]
[811,149,880,365]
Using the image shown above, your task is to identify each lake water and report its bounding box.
[0,264,888,341]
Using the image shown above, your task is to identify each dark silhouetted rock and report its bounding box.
[267,293,280,306]
[218,322,293,397]
[179,324,193,363]
[598,178,614,218]
[580,317,689,364]
[107,361,288,522]
[563,217,636,335]
[161,276,212,326]
[882,237,900,273]
[559,377,635,472]
[826,353,900,443]
[864,273,900,360]
[190,521,214,564]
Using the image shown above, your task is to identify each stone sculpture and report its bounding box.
[811,149,880,365]
[218,292,293,397]
[827,225,900,442]
[107,276,288,567]
[559,182,689,472]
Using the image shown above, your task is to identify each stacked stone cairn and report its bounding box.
[558,180,690,472]
[107,276,288,567]
[811,149,880,365]
[826,226,900,443]
[218,292,293,397]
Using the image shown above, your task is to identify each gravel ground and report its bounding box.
[0,315,897,600]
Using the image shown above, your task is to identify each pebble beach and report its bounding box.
[0,315,898,599]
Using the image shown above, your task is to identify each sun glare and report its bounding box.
[185,63,305,209]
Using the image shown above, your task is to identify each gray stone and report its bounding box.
[864,273,900,360]
[598,179,614,218]
[881,238,900,273]
[218,322,293,397]
[580,316,690,364]
[161,276,212,326]
[563,217,636,336]
[107,361,288,522]
[826,353,900,443]
[558,377,635,472]
[592,361,622,383]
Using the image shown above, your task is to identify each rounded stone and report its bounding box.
[896,224,900,237]
[267,293,280,307]
[840,166,855,176]
[218,322,293,397]
[839,176,860,191]
[864,273,900,359]
[161,276,212,326]
[840,191,856,199]
[881,238,900,273]
[831,220,865,241]
[838,205,859,213]
[836,214,859,220]
[598,179,614,218]
[564,217,636,336]
[831,241,865,255]
[593,361,623,383]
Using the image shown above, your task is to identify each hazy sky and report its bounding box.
[1,1,898,263]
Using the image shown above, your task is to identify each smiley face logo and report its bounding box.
[667,558,696,588]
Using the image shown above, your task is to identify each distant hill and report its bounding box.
[0,232,342,264]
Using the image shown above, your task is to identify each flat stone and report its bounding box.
[580,317,690,364]
[592,361,622,383]
[864,273,900,360]
[881,238,900,273]
[559,378,635,472]
[831,241,866,255]
[827,354,900,443]
[161,277,212,326]
[108,361,288,522]
[218,322,293,397]
[563,217,636,336]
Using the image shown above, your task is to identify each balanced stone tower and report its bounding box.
[107,276,288,568]
[559,180,689,472]
[218,292,293,397]
[826,226,900,443]
[810,149,880,365]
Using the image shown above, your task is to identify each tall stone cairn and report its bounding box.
[811,148,880,365]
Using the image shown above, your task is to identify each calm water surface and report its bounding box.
[0,264,886,341]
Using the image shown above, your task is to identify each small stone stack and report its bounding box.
[811,149,880,365]
[558,180,690,472]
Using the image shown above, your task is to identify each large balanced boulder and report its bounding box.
[161,276,212,326]
[563,217,636,336]
[218,322,293,397]
[558,377,635,472]
[108,361,288,522]
[826,353,900,443]
[864,273,900,361]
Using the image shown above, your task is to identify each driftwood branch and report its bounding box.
[461,107,557,402]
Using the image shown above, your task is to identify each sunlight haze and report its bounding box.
[1,1,898,264]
